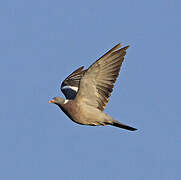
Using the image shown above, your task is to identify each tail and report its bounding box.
[109,120,137,131]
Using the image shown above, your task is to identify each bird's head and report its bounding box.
[48,96,66,105]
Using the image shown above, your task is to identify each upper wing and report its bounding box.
[61,66,86,99]
[75,43,129,111]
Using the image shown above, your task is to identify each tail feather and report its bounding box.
[110,120,137,131]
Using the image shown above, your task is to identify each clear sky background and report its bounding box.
[0,0,180,179]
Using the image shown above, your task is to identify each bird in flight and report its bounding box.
[49,43,137,131]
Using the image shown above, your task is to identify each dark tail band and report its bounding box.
[111,121,137,131]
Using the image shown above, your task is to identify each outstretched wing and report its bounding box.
[61,66,86,99]
[75,43,129,111]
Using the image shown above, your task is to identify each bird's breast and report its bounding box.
[59,101,84,125]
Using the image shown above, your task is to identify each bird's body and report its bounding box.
[49,43,137,131]
[63,100,111,126]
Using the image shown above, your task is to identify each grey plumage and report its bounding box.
[49,43,137,131]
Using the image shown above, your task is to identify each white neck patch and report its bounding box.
[64,99,69,104]
[62,85,78,92]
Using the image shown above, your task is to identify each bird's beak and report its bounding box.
[48,99,54,103]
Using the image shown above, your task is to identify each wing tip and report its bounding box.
[114,43,130,53]
[121,45,130,51]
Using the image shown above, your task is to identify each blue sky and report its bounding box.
[0,0,180,179]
